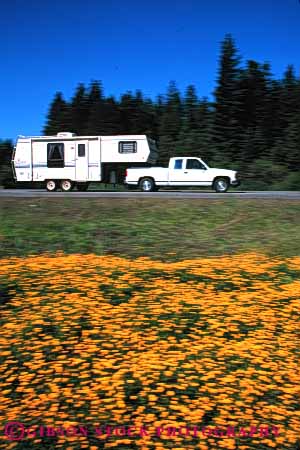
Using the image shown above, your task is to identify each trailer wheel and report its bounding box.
[60,180,74,192]
[77,183,89,192]
[139,177,155,192]
[46,180,57,192]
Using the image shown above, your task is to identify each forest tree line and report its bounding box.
[1,34,300,189]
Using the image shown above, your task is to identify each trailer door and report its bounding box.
[75,140,88,181]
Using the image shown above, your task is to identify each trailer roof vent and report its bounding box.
[57,132,76,137]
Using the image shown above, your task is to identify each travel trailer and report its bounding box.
[12,133,158,191]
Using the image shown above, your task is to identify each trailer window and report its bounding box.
[78,144,85,157]
[118,141,137,153]
[47,143,64,168]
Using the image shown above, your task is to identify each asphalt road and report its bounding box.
[1,189,300,199]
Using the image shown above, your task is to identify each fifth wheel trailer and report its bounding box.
[12,133,158,191]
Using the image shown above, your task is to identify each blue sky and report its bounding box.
[1,0,300,140]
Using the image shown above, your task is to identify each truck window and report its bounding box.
[47,143,64,168]
[186,159,206,170]
[119,141,137,153]
[174,159,183,169]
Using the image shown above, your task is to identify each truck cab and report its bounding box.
[168,157,210,184]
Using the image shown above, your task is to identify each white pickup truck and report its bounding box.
[125,157,240,192]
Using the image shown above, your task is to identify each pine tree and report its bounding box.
[119,92,137,134]
[177,85,199,156]
[158,81,183,164]
[238,61,273,164]
[183,85,199,131]
[134,90,156,136]
[70,83,89,135]
[152,95,164,142]
[272,67,300,164]
[278,112,300,170]
[119,90,154,135]
[0,140,14,186]
[84,80,106,135]
[281,65,299,129]
[43,92,71,135]
[142,97,157,139]
[262,79,282,152]
[196,98,215,163]
[100,96,122,134]
[214,34,243,163]
[178,86,214,162]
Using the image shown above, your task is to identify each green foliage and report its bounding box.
[158,81,183,164]
[1,198,300,259]
[177,87,214,162]
[0,140,14,187]
[273,171,300,190]
[119,90,154,135]
[242,159,287,190]
[43,92,71,135]
[70,83,89,135]
[214,34,244,162]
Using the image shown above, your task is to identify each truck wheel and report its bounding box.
[77,183,89,192]
[60,180,74,192]
[213,177,229,193]
[46,180,57,192]
[139,177,155,192]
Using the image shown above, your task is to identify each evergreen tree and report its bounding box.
[70,83,89,135]
[100,96,122,134]
[262,79,282,152]
[119,90,154,135]
[277,112,300,170]
[119,91,137,134]
[85,80,106,135]
[158,81,183,164]
[272,67,300,164]
[142,97,157,139]
[178,86,214,162]
[238,61,273,164]
[214,34,243,163]
[0,140,14,186]
[152,95,164,142]
[196,98,215,163]
[177,84,199,156]
[183,85,199,131]
[132,90,148,133]
[280,65,299,129]
[134,90,157,136]
[43,92,71,135]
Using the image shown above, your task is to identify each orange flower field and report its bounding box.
[0,252,300,450]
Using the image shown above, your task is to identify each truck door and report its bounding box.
[75,141,88,181]
[183,158,210,186]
